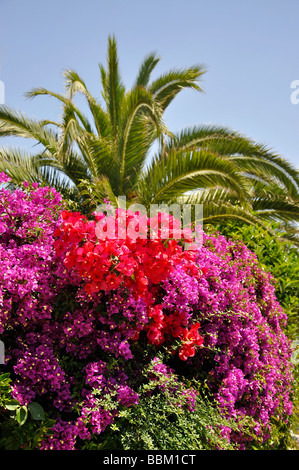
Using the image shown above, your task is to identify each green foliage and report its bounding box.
[0,372,55,450]
[82,359,251,451]
[211,221,299,339]
[0,373,12,409]
[113,395,241,450]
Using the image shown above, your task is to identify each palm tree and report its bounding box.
[0,35,298,243]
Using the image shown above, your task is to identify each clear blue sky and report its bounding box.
[0,0,298,167]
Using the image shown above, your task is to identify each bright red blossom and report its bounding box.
[54,208,206,357]
[179,322,204,361]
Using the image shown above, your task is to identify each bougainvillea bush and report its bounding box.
[0,172,294,450]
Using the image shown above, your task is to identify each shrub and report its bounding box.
[94,357,245,451]
[0,174,294,450]
[208,220,299,448]
[209,221,298,340]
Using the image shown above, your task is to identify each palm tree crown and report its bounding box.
[0,35,298,243]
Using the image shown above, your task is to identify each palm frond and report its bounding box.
[167,125,299,197]
[0,147,41,184]
[252,196,299,223]
[134,52,160,88]
[76,133,117,185]
[100,35,125,137]
[138,150,249,207]
[149,65,206,110]
[25,87,94,133]
[181,187,299,245]
[178,190,277,235]
[0,105,58,153]
[165,124,239,152]
[118,87,168,193]
[231,155,298,195]
[63,69,111,138]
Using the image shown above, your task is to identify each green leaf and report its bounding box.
[28,402,45,421]
[0,373,11,381]
[5,399,20,411]
[16,406,28,426]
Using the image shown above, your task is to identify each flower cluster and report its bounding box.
[0,177,63,336]
[53,208,195,295]
[0,178,294,450]
[53,207,205,360]
[189,233,294,446]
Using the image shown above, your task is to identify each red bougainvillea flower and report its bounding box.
[54,208,198,301]
[179,323,204,361]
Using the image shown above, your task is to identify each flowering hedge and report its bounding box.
[0,172,294,450]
